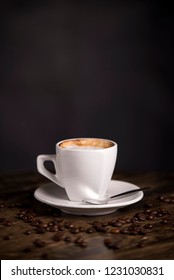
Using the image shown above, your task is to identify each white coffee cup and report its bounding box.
[37,138,117,202]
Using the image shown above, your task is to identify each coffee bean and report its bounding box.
[36,226,46,234]
[86,227,95,234]
[49,224,59,231]
[164,198,171,203]
[144,224,153,229]
[144,209,151,214]
[161,219,168,224]
[65,222,75,229]
[112,222,122,227]
[33,239,46,247]
[135,213,146,221]
[104,238,114,248]
[96,226,108,233]
[110,228,120,234]
[112,242,122,249]
[109,219,117,225]
[4,235,12,240]
[64,236,72,242]
[138,228,147,235]
[137,242,145,248]
[74,237,87,247]
[120,228,129,234]
[74,236,84,244]
[3,220,12,226]
[24,230,32,235]
[70,227,80,234]
[102,222,109,227]
[79,241,88,247]
[31,221,40,226]
[58,226,65,231]
[131,217,138,223]
[146,214,154,220]
[145,203,153,208]
[53,233,63,241]
[79,226,85,232]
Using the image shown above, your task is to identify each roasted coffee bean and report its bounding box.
[131,217,138,223]
[110,228,120,234]
[65,222,75,229]
[158,195,165,201]
[145,203,153,208]
[112,242,122,249]
[135,213,146,221]
[70,227,80,234]
[24,230,32,235]
[64,236,72,242]
[96,226,108,233]
[102,222,109,227]
[4,235,12,240]
[74,237,87,247]
[31,221,40,226]
[79,226,85,232]
[36,226,46,234]
[157,213,163,217]
[137,242,145,248]
[112,222,122,227]
[164,198,171,203]
[3,220,12,226]
[144,209,151,214]
[138,228,147,235]
[53,233,63,241]
[118,219,126,224]
[39,222,48,228]
[160,208,170,215]
[144,224,153,229]
[120,228,129,234]
[146,214,154,220]
[161,219,168,224]
[58,226,65,231]
[109,219,117,225]
[79,241,87,247]
[33,239,46,247]
[86,227,95,234]
[74,236,84,244]
[49,226,59,232]
[125,218,131,223]
[104,238,114,248]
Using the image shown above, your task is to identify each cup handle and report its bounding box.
[37,154,63,187]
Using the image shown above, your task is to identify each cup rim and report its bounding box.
[57,137,117,151]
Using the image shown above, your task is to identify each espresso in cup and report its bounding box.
[59,138,114,149]
[37,138,117,202]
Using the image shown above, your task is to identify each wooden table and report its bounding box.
[0,171,174,260]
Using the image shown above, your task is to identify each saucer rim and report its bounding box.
[34,180,144,210]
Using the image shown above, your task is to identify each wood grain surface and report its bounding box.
[0,171,174,260]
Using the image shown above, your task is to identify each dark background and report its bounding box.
[1,0,174,172]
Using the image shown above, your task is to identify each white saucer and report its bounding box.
[34,180,144,216]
